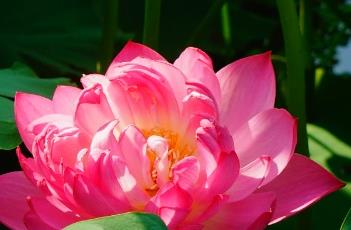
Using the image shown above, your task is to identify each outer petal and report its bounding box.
[217,52,275,133]
[15,92,53,151]
[106,41,166,71]
[233,108,296,185]
[27,196,81,229]
[259,153,344,224]
[204,192,275,230]
[174,47,221,105]
[175,47,213,69]
[24,211,54,230]
[52,86,81,115]
[226,156,271,202]
[17,148,42,186]
[0,171,41,230]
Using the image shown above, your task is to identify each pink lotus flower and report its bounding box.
[0,42,343,230]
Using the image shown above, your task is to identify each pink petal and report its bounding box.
[226,156,271,202]
[26,115,89,168]
[119,72,178,129]
[177,224,203,230]
[72,174,129,216]
[147,135,170,187]
[195,120,239,196]
[17,148,41,186]
[159,207,189,229]
[233,108,296,185]
[106,41,166,71]
[147,183,193,210]
[86,121,119,177]
[111,155,150,208]
[140,60,189,113]
[196,122,222,161]
[81,74,135,128]
[89,120,120,161]
[106,63,184,130]
[83,72,174,131]
[258,153,345,224]
[61,168,92,216]
[206,151,240,195]
[23,211,54,230]
[15,92,53,151]
[17,148,53,197]
[195,136,219,183]
[27,196,80,229]
[52,86,81,115]
[181,91,218,138]
[204,192,275,230]
[174,47,221,104]
[146,183,193,227]
[189,194,227,224]
[74,84,114,135]
[28,114,73,135]
[172,156,200,191]
[0,172,41,230]
[175,47,213,69]
[118,125,153,187]
[49,127,89,168]
[80,74,107,88]
[85,153,130,207]
[104,81,135,127]
[108,60,187,116]
[217,52,275,133]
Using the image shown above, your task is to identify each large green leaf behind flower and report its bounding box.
[64,212,167,230]
[0,63,71,150]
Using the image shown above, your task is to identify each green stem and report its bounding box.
[299,0,309,66]
[143,0,161,49]
[276,0,309,157]
[277,2,312,228]
[101,0,119,73]
[221,2,232,46]
[300,0,315,121]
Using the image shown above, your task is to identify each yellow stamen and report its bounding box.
[143,128,195,195]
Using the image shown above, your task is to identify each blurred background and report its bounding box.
[0,0,351,229]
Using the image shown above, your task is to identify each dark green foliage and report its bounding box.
[0,63,71,149]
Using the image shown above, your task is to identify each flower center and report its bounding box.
[142,128,195,195]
